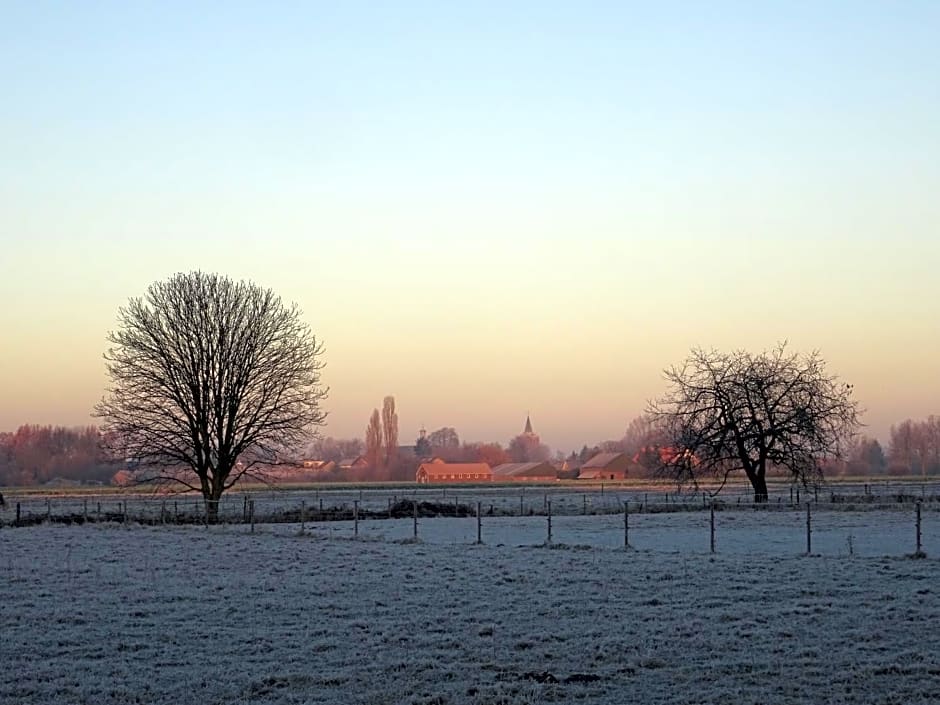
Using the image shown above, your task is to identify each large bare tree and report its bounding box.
[648,344,860,502]
[95,272,328,519]
[427,427,459,450]
[381,396,398,469]
[365,409,382,470]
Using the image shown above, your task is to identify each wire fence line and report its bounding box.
[3,478,940,523]
[2,482,938,559]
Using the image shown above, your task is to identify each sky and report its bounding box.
[1,1,938,452]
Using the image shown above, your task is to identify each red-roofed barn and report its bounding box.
[416,460,492,484]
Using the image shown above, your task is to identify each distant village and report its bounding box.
[294,415,681,485]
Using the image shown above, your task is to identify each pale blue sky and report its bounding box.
[1,2,938,450]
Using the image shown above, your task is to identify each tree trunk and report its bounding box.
[206,496,220,523]
[205,477,224,524]
[751,474,769,503]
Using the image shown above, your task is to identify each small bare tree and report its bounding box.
[95,272,328,520]
[648,344,860,502]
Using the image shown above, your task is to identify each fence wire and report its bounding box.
[3,481,938,558]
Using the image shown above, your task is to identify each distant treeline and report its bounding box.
[2,414,938,488]
[0,425,117,486]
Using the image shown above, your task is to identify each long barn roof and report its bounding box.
[492,462,555,477]
[581,452,627,469]
[418,462,491,476]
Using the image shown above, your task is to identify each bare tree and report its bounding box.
[648,344,860,502]
[95,272,327,520]
[621,415,667,456]
[382,396,398,468]
[507,434,550,462]
[889,416,940,476]
[845,435,886,476]
[365,409,382,470]
[305,437,364,463]
[888,420,918,474]
[428,427,459,450]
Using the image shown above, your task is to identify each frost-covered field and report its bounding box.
[296,509,937,557]
[3,516,940,705]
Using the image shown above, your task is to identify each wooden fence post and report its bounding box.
[250,500,255,533]
[546,500,552,544]
[46,499,51,522]
[624,502,629,549]
[353,500,359,538]
[97,502,101,522]
[413,500,418,539]
[301,500,306,534]
[476,501,482,545]
[710,505,716,554]
[806,503,812,555]
[916,502,922,554]
[83,499,88,523]
[15,502,20,526]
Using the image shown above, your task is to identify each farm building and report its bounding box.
[338,456,369,471]
[491,462,558,482]
[416,459,492,484]
[301,459,336,472]
[578,452,632,480]
[633,446,698,471]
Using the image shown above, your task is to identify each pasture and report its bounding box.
[3,502,940,704]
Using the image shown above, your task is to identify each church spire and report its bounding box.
[524,413,533,435]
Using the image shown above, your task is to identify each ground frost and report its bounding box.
[1,521,939,704]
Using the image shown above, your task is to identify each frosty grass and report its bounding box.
[3,513,939,705]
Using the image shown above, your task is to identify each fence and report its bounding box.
[2,482,938,558]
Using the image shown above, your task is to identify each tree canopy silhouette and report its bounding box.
[649,344,860,502]
[95,271,327,518]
